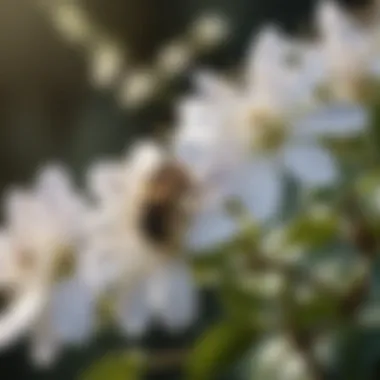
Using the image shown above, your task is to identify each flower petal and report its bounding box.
[370,56,380,77]
[87,161,125,204]
[127,140,165,182]
[245,26,286,89]
[0,287,46,351]
[283,143,338,188]
[293,103,368,137]
[116,279,151,337]
[194,70,238,102]
[79,237,126,294]
[146,261,197,331]
[36,165,72,202]
[37,166,88,240]
[51,277,95,344]
[229,158,283,222]
[186,205,238,251]
[175,99,240,183]
[30,305,61,368]
[317,0,351,37]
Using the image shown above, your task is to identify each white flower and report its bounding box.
[0,231,47,352]
[239,270,285,299]
[85,141,198,334]
[115,259,197,336]
[0,165,95,366]
[315,1,380,100]
[251,334,311,380]
[243,26,321,116]
[175,27,368,251]
[157,41,193,77]
[89,41,125,89]
[313,253,368,294]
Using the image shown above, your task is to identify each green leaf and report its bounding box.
[293,292,342,330]
[286,207,339,249]
[190,223,260,287]
[322,135,369,167]
[191,249,225,286]
[80,351,145,380]
[185,321,257,380]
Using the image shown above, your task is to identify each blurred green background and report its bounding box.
[0,0,376,379]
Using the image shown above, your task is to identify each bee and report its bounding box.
[139,161,194,251]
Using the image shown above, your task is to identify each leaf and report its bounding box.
[80,351,144,380]
[185,321,257,380]
[322,135,369,166]
[285,207,339,249]
[292,292,341,330]
[191,250,225,287]
[336,327,380,380]
[190,223,260,287]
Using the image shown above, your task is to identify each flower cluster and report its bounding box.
[1,1,380,374]
[39,0,228,106]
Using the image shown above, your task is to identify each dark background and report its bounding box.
[0,0,370,189]
[0,0,374,379]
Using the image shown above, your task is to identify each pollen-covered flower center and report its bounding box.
[140,162,193,249]
[317,72,379,103]
[53,246,75,281]
[248,109,286,152]
[339,74,378,103]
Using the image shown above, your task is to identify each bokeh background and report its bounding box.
[0,0,376,379]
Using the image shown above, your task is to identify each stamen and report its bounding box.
[249,110,286,152]
[54,246,75,281]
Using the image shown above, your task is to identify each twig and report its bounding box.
[146,349,189,371]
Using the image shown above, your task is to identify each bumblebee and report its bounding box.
[139,161,193,251]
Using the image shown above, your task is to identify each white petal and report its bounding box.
[30,304,60,368]
[87,161,125,204]
[5,190,36,229]
[293,103,367,137]
[36,164,72,203]
[186,205,238,251]
[4,189,64,250]
[51,277,95,344]
[245,26,286,87]
[194,71,237,101]
[316,1,371,78]
[283,143,338,188]
[31,164,87,243]
[229,158,283,222]
[175,134,230,185]
[175,99,240,183]
[370,56,380,77]
[79,240,125,294]
[31,338,60,368]
[0,232,18,279]
[0,287,47,351]
[317,1,350,37]
[301,43,328,87]
[116,279,151,336]
[146,261,197,330]
[127,139,165,182]
[176,98,226,134]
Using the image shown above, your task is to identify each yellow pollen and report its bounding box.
[54,246,75,281]
[248,109,286,152]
